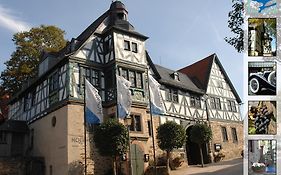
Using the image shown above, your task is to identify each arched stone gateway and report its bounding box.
[186,125,210,165]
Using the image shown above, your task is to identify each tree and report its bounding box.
[0,94,9,124]
[190,123,212,168]
[0,25,67,95]
[93,119,129,175]
[248,18,276,36]
[156,121,186,174]
[225,0,244,53]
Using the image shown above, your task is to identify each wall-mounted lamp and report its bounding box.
[121,153,127,161]
[144,154,149,162]
[214,143,222,152]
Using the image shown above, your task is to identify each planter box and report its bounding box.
[252,166,266,173]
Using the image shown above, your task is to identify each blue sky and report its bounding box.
[0,0,244,99]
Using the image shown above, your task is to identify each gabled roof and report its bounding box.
[178,53,241,103]
[146,52,203,94]
[178,54,214,90]
[155,65,204,94]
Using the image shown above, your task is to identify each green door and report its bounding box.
[130,144,144,175]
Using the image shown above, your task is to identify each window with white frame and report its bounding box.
[166,88,178,103]
[190,95,201,108]
[210,97,221,110]
[221,126,228,142]
[130,114,142,132]
[227,100,237,112]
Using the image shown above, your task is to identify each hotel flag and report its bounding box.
[148,74,166,115]
[116,75,132,119]
[85,79,103,124]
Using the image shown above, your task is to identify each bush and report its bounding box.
[144,166,168,175]
[171,157,184,169]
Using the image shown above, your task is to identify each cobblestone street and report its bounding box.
[171,158,243,175]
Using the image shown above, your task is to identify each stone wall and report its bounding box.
[210,120,243,160]
[0,158,25,175]
[67,104,112,175]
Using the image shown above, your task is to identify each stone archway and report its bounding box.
[186,125,209,165]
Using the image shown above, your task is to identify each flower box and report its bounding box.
[252,162,266,173]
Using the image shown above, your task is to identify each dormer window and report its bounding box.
[172,72,180,81]
[124,40,130,50]
[132,42,138,53]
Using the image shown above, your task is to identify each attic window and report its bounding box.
[132,42,138,53]
[124,40,130,50]
[172,72,180,81]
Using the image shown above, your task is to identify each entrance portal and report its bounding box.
[186,126,210,165]
[130,144,144,175]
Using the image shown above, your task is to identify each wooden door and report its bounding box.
[130,144,144,175]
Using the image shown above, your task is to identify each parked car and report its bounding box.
[249,71,276,94]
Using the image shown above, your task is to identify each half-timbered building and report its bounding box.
[4,1,243,175]
[179,54,243,163]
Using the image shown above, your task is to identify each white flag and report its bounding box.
[116,75,132,118]
[85,79,103,124]
[149,74,165,115]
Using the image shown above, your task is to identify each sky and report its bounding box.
[0,0,244,100]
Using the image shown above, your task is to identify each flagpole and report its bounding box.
[147,72,157,175]
[115,65,120,175]
[84,78,87,175]
[115,65,119,120]
[116,67,133,175]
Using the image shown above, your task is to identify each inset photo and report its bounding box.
[246,0,277,15]
[248,61,276,95]
[248,101,276,135]
[248,140,276,175]
[248,18,276,57]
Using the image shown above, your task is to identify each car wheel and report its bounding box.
[268,71,276,86]
[249,78,260,94]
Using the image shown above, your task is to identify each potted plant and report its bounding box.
[252,162,266,173]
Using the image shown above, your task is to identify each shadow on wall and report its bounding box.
[88,128,112,175]
[68,161,84,175]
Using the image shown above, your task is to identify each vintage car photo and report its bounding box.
[248,62,276,95]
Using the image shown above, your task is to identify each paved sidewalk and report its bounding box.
[170,158,243,175]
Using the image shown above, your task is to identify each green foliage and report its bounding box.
[190,123,212,145]
[225,0,244,53]
[0,25,67,95]
[249,18,276,37]
[157,121,186,152]
[94,119,129,157]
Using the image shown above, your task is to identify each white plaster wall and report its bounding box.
[30,106,68,175]
[114,33,146,65]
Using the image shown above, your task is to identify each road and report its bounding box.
[171,158,243,175]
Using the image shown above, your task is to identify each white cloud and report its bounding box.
[0,5,31,33]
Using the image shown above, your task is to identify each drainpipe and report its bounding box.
[203,94,213,163]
